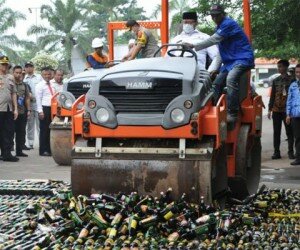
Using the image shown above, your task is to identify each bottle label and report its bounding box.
[167,232,179,242]
[130,219,137,229]
[141,216,156,224]
[163,211,174,221]
[79,228,88,238]
[66,236,75,243]
[112,213,122,226]
[105,238,114,246]
[196,215,209,224]
[120,224,128,235]
[109,228,117,238]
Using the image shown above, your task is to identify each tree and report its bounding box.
[151,0,195,37]
[27,0,90,72]
[86,0,147,46]
[0,0,25,63]
[193,0,299,59]
[193,0,242,34]
[251,0,300,59]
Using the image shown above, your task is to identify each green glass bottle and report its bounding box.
[111,208,126,227]
[128,214,139,236]
[90,209,109,230]
[196,213,217,225]
[69,210,84,226]
[78,222,93,239]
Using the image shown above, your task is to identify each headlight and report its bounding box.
[96,108,109,123]
[171,108,185,123]
[64,99,73,109]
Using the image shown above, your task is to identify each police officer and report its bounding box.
[13,65,31,157]
[0,56,19,162]
[123,20,160,60]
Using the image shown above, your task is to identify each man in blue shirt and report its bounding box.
[286,64,300,165]
[185,5,254,126]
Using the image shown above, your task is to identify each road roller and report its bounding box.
[70,45,262,203]
[50,69,105,166]
[70,0,262,202]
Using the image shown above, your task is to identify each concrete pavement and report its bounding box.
[0,87,299,189]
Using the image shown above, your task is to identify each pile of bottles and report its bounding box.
[0,180,299,249]
[0,180,70,196]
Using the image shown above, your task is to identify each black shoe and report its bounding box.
[22,145,31,150]
[3,156,19,162]
[227,112,238,131]
[288,152,296,160]
[290,160,300,165]
[271,153,281,159]
[16,152,28,157]
[40,152,52,157]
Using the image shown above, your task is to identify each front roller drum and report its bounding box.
[72,159,212,203]
[50,118,72,166]
[71,143,227,203]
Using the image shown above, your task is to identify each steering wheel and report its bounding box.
[154,43,198,63]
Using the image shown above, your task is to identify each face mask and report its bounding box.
[183,24,194,34]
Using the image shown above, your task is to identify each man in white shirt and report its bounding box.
[50,69,64,93]
[23,61,42,149]
[169,12,221,73]
[35,67,56,156]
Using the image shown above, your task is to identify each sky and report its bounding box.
[5,0,161,41]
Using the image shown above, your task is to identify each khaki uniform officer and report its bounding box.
[0,56,19,162]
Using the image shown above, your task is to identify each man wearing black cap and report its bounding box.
[185,5,254,127]
[123,20,159,60]
[170,11,220,72]
[23,61,42,149]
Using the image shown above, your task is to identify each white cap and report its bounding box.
[128,39,136,45]
[92,38,104,48]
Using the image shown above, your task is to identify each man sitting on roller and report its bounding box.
[185,5,254,126]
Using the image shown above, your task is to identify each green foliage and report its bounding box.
[2,0,298,68]
[0,0,25,63]
[164,0,196,37]
[31,52,59,72]
[194,0,299,59]
[85,0,147,49]
[251,0,300,59]
[27,0,90,72]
